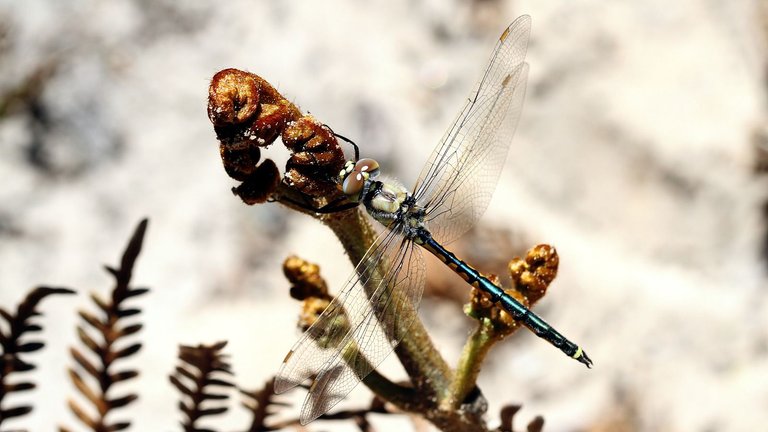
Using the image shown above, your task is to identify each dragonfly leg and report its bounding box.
[323,124,360,162]
[272,194,359,214]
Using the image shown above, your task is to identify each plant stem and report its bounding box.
[442,320,498,411]
[323,209,453,405]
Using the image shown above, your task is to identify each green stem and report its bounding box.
[442,319,498,411]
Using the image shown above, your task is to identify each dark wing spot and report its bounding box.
[501,74,512,88]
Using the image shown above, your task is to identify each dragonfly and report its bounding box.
[275,15,592,424]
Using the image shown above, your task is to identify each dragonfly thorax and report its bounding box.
[365,179,424,235]
[339,158,425,235]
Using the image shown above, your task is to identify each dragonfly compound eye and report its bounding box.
[342,158,380,199]
[342,170,366,198]
[354,158,380,178]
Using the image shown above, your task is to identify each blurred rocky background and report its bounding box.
[1,1,766,430]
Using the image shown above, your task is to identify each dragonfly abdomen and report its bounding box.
[416,230,507,300]
[415,229,593,368]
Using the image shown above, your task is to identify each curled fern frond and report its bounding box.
[170,341,234,432]
[207,68,346,207]
[62,218,149,432]
[0,286,75,426]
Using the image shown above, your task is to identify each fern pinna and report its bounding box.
[61,219,149,432]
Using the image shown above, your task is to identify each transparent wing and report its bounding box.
[274,222,426,425]
[412,16,531,245]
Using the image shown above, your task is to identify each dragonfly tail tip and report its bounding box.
[579,350,593,369]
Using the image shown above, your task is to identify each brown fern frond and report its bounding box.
[62,218,149,432]
[497,404,544,432]
[239,378,277,432]
[170,341,234,432]
[239,377,299,432]
[0,286,75,427]
[315,396,388,432]
[263,395,389,432]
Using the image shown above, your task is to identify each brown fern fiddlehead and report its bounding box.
[208,68,346,207]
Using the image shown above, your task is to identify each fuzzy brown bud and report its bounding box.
[283,255,330,301]
[465,274,528,335]
[508,244,558,304]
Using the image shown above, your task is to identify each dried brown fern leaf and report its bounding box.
[61,218,149,432]
[239,378,287,432]
[0,286,75,427]
[170,341,234,432]
[497,405,544,432]
[314,396,388,432]
[264,395,389,432]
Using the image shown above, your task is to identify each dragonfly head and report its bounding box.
[338,158,380,201]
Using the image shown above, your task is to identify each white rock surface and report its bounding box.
[0,1,766,431]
